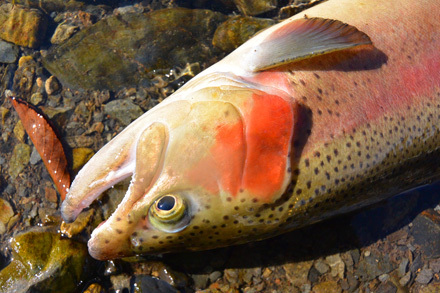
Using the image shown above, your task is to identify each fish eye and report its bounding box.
[148,194,191,232]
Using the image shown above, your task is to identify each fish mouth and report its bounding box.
[61,157,135,223]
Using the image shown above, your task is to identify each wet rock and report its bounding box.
[355,251,396,281]
[8,143,31,180]
[415,267,433,284]
[410,254,423,274]
[30,146,42,165]
[209,271,222,282]
[44,186,58,204]
[72,147,95,173]
[83,283,105,293]
[192,273,210,289]
[279,0,322,18]
[0,4,47,48]
[430,258,440,273]
[399,271,411,286]
[312,280,341,293]
[0,230,89,292]
[103,99,143,126]
[398,258,409,277]
[39,105,74,128]
[411,209,440,259]
[314,260,330,274]
[42,8,227,90]
[45,76,62,95]
[233,0,277,16]
[13,120,26,142]
[0,106,9,124]
[132,275,179,293]
[65,135,96,148]
[8,0,85,13]
[110,274,131,292]
[30,92,45,106]
[375,281,397,293]
[325,254,345,278]
[13,56,37,96]
[419,283,440,293]
[0,198,14,235]
[213,16,275,52]
[283,260,313,288]
[0,40,19,63]
[51,23,79,44]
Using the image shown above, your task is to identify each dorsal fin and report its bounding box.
[243,17,372,72]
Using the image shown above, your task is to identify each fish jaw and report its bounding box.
[61,100,193,223]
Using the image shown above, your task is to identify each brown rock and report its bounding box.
[0,4,47,48]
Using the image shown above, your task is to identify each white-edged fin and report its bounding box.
[245,17,372,72]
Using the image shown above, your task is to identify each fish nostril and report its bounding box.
[157,195,176,211]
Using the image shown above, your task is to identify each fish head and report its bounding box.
[62,85,295,260]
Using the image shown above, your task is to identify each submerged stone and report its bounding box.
[103,99,143,126]
[233,0,277,16]
[213,16,275,52]
[0,198,14,235]
[0,4,47,48]
[411,209,440,259]
[42,8,227,90]
[0,40,19,63]
[0,230,89,292]
[8,143,31,180]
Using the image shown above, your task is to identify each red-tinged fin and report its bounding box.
[10,97,71,201]
[242,93,294,201]
[247,17,372,72]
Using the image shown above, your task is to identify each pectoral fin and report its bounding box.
[245,17,372,72]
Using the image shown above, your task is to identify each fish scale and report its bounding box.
[62,0,440,260]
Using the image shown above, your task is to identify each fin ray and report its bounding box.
[246,17,372,72]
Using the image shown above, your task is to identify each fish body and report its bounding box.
[62,0,440,260]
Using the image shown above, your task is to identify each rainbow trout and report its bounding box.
[62,0,440,260]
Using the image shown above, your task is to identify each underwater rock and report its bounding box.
[0,4,47,48]
[51,23,79,45]
[132,275,179,293]
[233,0,277,16]
[13,56,37,97]
[355,251,396,282]
[103,99,143,126]
[0,40,19,64]
[42,8,227,90]
[72,147,94,173]
[6,0,86,13]
[8,143,31,180]
[45,76,62,95]
[213,16,275,52]
[411,209,440,259]
[0,198,14,235]
[0,230,89,292]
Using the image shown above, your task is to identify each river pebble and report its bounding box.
[0,40,18,63]
[415,267,433,284]
[103,99,144,126]
[8,143,31,180]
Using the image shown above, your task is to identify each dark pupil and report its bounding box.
[157,196,175,211]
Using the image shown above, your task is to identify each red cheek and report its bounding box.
[242,93,294,200]
[186,93,294,201]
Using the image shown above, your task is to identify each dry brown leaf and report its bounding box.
[10,96,71,201]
